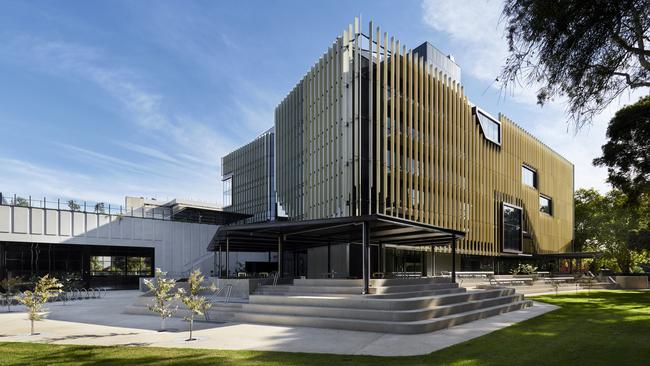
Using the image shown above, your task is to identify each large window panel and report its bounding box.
[223,176,232,207]
[503,204,522,252]
[90,256,125,276]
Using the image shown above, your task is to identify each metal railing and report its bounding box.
[203,284,233,321]
[0,192,170,217]
[0,192,218,225]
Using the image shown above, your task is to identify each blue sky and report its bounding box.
[0,0,644,206]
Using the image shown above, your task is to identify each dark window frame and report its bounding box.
[539,194,553,216]
[502,203,523,253]
[472,106,502,146]
[222,175,233,207]
[522,164,537,189]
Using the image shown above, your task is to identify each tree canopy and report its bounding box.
[594,96,650,197]
[500,0,650,128]
[575,188,649,273]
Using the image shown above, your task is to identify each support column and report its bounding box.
[362,221,370,294]
[430,244,435,277]
[327,242,331,277]
[218,244,222,278]
[278,236,283,278]
[378,243,383,274]
[451,235,457,284]
[225,236,230,279]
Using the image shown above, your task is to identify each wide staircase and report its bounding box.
[236,278,532,334]
[124,295,243,322]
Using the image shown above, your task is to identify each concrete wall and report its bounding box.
[222,129,276,223]
[615,276,649,289]
[0,205,218,276]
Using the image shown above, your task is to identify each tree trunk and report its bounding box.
[30,320,34,335]
[189,318,193,340]
[161,317,166,331]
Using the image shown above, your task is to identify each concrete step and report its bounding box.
[126,295,242,322]
[256,285,365,295]
[124,302,242,322]
[372,282,459,294]
[291,279,364,287]
[249,288,515,311]
[371,277,452,286]
[291,277,451,288]
[588,282,619,289]
[241,293,524,322]
[255,282,459,296]
[365,287,466,299]
[235,300,532,334]
[256,286,464,298]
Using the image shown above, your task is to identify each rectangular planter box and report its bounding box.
[615,276,649,289]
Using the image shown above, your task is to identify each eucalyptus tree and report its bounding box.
[18,275,63,335]
[144,268,178,331]
[177,269,211,341]
[501,0,650,129]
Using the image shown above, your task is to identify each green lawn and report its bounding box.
[1,290,649,366]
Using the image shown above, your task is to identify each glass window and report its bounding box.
[127,257,152,276]
[540,195,552,215]
[90,256,126,276]
[474,107,501,145]
[503,204,522,252]
[223,177,232,207]
[522,165,537,188]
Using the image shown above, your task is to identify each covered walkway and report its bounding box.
[207,214,465,293]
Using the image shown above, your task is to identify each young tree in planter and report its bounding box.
[143,268,178,331]
[18,275,63,335]
[176,269,211,341]
[1,276,21,312]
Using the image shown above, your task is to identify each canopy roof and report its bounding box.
[207,214,465,252]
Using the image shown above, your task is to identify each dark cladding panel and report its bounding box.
[222,129,276,223]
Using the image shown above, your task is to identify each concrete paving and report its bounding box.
[0,290,558,356]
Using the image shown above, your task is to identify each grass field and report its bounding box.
[1,291,649,366]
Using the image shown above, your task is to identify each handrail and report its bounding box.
[203,284,234,321]
[272,272,280,286]
[212,284,233,303]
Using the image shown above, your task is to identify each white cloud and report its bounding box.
[422,0,507,82]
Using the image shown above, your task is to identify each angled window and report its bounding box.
[223,176,232,207]
[540,195,552,215]
[522,165,537,188]
[502,203,522,253]
[472,106,501,145]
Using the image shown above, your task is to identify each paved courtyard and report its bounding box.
[0,290,557,356]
